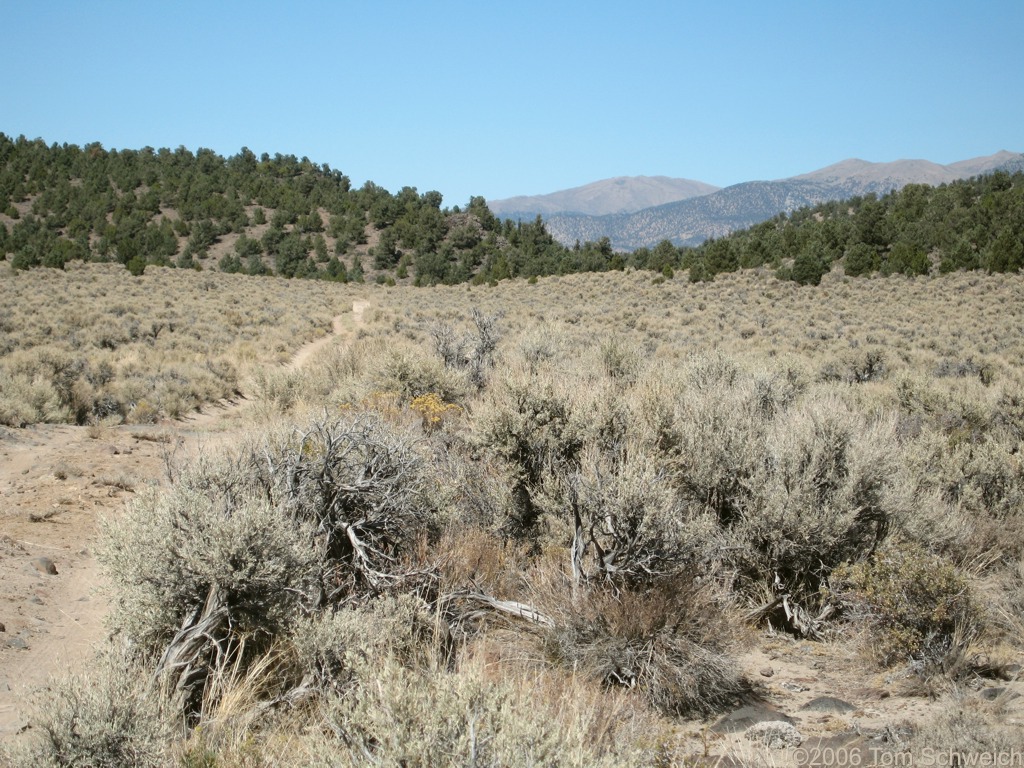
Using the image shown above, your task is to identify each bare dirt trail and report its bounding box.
[0,301,369,743]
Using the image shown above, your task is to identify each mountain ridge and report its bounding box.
[488,175,720,218]
[495,151,1024,251]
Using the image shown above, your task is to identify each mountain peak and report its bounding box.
[488,175,720,218]
[793,151,1023,187]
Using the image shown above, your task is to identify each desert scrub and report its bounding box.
[289,594,447,695]
[723,395,906,595]
[101,411,436,719]
[297,656,652,767]
[3,651,176,768]
[409,392,461,432]
[827,542,981,670]
[535,574,749,718]
[0,262,345,425]
[102,476,317,657]
[373,342,469,403]
[474,368,587,532]
[648,357,910,616]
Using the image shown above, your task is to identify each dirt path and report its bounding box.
[0,301,368,743]
[288,314,346,371]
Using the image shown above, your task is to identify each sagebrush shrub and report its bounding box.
[549,444,714,586]
[102,412,435,719]
[475,370,586,531]
[102,472,317,656]
[374,345,469,403]
[723,396,904,598]
[4,653,175,768]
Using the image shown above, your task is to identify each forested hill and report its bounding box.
[2,134,1022,288]
[672,171,1024,284]
[0,134,634,285]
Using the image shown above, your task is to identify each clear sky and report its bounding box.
[2,1,1021,208]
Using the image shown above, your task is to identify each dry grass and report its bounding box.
[0,261,355,425]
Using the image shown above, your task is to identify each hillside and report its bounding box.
[532,152,1024,250]
[0,133,591,286]
[4,135,1023,289]
[488,175,720,217]
[677,169,1024,284]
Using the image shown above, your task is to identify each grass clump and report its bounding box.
[537,576,749,718]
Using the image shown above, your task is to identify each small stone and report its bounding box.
[712,704,794,734]
[746,721,803,749]
[31,557,58,576]
[5,636,28,650]
[0,621,5,632]
[998,664,1021,681]
[980,687,1019,702]
[760,667,775,677]
[800,696,858,713]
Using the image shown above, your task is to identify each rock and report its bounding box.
[998,664,1021,681]
[31,557,58,575]
[872,723,914,750]
[745,721,803,749]
[0,621,5,632]
[980,687,1019,702]
[975,658,1022,681]
[5,636,28,650]
[760,667,775,677]
[712,704,794,734]
[800,696,857,713]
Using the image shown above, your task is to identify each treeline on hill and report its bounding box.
[3,134,1023,287]
[657,170,1024,285]
[0,133,632,285]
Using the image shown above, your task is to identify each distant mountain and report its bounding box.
[501,152,1024,251]
[792,150,1024,189]
[488,175,719,218]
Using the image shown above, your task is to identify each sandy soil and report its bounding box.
[0,302,366,743]
[694,635,1024,765]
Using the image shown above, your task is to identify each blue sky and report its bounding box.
[2,1,1021,207]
